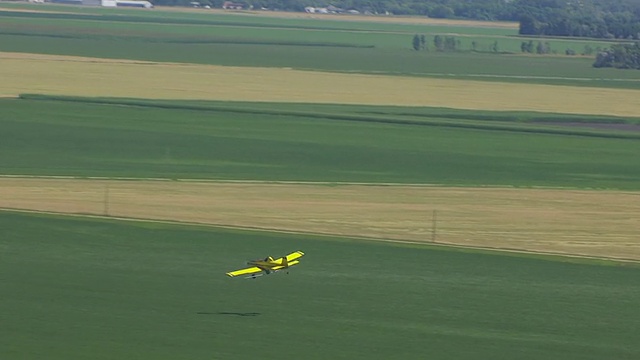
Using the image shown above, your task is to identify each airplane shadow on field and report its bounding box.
[197,312,261,317]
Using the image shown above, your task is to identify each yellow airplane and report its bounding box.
[226,251,304,279]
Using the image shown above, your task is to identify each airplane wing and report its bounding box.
[285,251,304,262]
[226,267,263,278]
[271,260,300,271]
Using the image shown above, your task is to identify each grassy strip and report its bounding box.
[20,94,640,139]
[3,96,640,188]
[0,10,363,32]
[0,31,374,48]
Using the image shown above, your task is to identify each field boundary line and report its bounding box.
[0,174,631,192]
[2,207,638,265]
[5,51,640,84]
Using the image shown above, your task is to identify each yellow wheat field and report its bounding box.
[2,52,640,116]
[1,177,639,261]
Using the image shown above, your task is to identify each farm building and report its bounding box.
[222,1,246,10]
[112,0,153,7]
[48,0,153,7]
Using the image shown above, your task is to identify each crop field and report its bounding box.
[2,4,640,359]
[2,5,640,88]
[2,178,640,260]
[2,97,640,187]
[1,96,640,260]
[3,55,640,115]
[2,212,639,360]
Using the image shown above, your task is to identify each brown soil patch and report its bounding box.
[3,52,640,116]
[1,177,639,261]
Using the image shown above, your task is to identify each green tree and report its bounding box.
[444,36,457,51]
[583,44,594,56]
[520,40,534,53]
[491,40,499,53]
[594,42,640,69]
[536,41,551,54]
[519,15,540,35]
[434,35,444,51]
[412,34,421,51]
[431,5,454,18]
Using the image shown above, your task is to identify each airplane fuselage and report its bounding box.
[226,251,304,279]
[247,259,287,268]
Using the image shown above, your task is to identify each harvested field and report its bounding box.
[2,52,640,116]
[2,177,639,261]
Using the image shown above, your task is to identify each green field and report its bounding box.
[2,96,640,189]
[2,211,639,360]
[0,6,521,35]
[2,6,640,88]
[2,4,640,359]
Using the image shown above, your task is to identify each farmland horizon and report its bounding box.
[1,6,639,359]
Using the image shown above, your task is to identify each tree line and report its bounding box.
[409,34,640,71]
[517,0,640,40]
[594,42,640,69]
[411,35,499,53]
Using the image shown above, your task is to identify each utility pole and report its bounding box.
[431,209,437,243]
[103,183,110,216]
